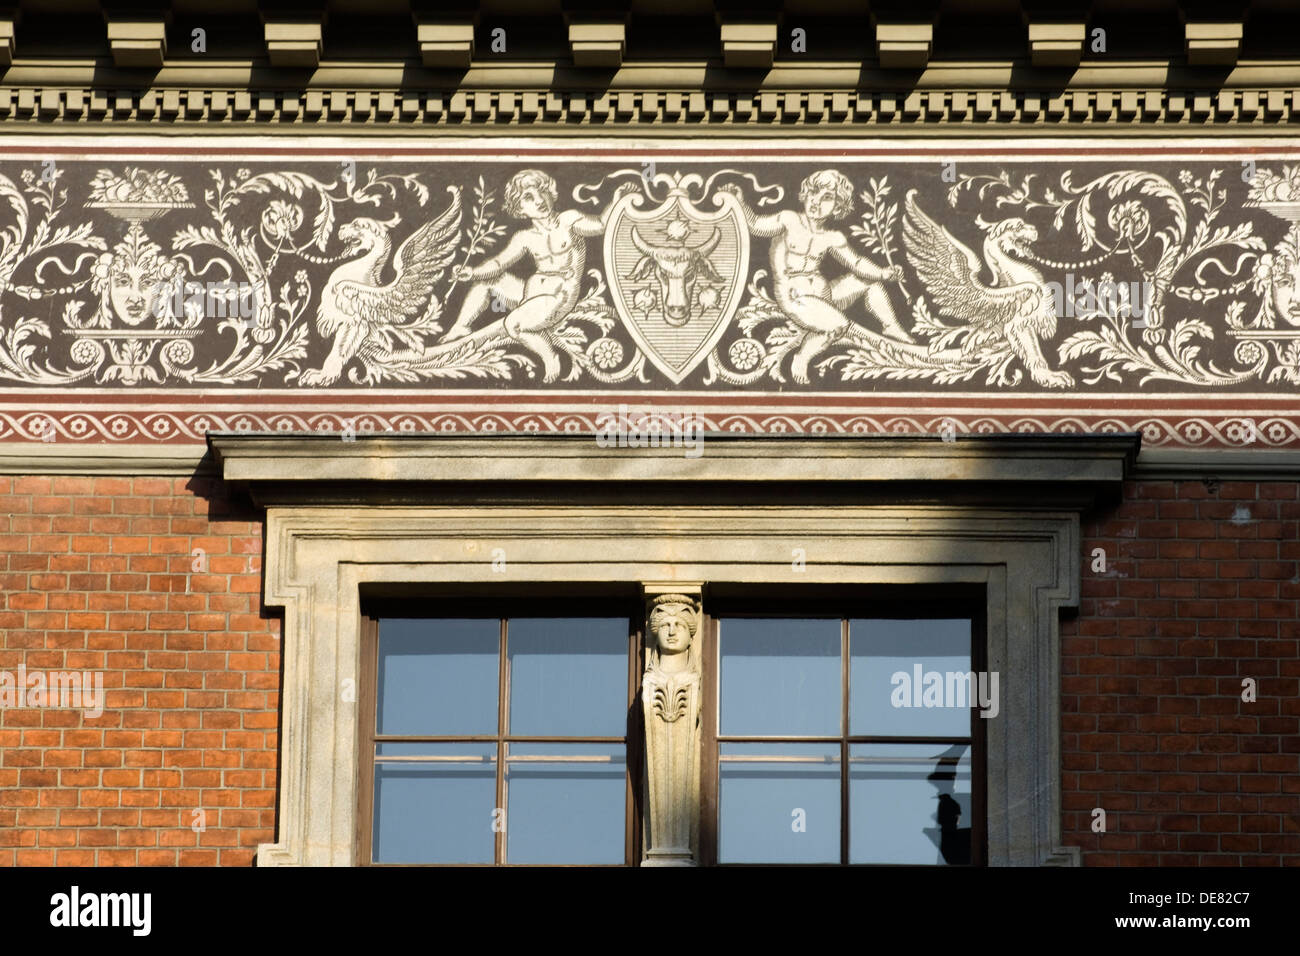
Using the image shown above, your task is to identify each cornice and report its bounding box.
[1130,448,1300,479]
[0,83,1295,131]
[0,55,1297,130]
[7,56,1300,88]
[208,431,1141,489]
[2,439,1297,482]
[0,441,213,475]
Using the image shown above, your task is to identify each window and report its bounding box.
[708,611,983,866]
[221,429,1124,867]
[360,595,985,866]
[359,607,638,865]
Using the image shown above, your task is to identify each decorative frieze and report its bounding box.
[0,139,1294,449]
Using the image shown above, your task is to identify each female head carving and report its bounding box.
[647,593,700,670]
[1252,225,1300,328]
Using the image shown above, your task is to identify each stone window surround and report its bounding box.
[208,432,1139,867]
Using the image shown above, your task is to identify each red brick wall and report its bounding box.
[0,475,279,866]
[1,473,1296,865]
[1063,479,1300,865]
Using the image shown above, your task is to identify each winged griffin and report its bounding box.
[902,189,1073,388]
[298,187,462,386]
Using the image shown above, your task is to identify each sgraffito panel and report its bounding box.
[0,139,1296,447]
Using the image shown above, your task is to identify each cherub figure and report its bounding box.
[722,169,910,383]
[444,169,633,382]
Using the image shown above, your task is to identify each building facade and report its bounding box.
[0,0,1296,867]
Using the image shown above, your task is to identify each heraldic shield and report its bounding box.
[604,175,750,384]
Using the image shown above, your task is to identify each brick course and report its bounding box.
[0,473,1296,864]
[1063,479,1300,865]
[0,476,279,866]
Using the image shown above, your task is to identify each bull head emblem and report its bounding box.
[626,216,724,327]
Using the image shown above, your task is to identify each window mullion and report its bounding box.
[496,616,508,865]
[841,617,850,866]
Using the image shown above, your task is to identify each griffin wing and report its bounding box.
[902,190,1032,331]
[334,186,463,327]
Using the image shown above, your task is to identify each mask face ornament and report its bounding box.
[70,168,202,385]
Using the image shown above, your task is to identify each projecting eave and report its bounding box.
[208,431,1139,508]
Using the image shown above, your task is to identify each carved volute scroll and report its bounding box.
[640,585,704,866]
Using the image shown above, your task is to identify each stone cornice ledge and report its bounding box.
[1132,448,1300,480]
[209,431,1139,489]
[0,441,214,475]
[7,438,1300,482]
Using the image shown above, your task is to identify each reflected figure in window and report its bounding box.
[928,744,971,866]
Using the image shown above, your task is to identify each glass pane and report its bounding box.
[504,742,626,864]
[719,618,841,736]
[849,619,974,737]
[377,618,499,736]
[507,618,628,736]
[372,743,496,863]
[850,743,972,865]
[718,742,840,863]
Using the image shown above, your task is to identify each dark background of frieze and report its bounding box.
[2,155,1292,393]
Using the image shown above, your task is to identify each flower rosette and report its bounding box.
[728,337,764,372]
[261,200,304,244]
[68,338,105,371]
[586,337,624,370]
[1107,200,1150,242]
